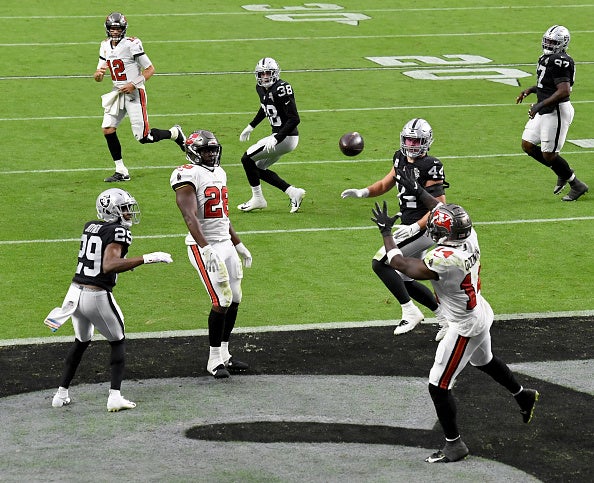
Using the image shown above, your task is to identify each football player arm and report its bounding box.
[102,243,145,273]
[381,236,438,281]
[529,81,571,117]
[273,98,300,143]
[516,85,537,104]
[367,168,398,197]
[174,184,209,248]
[249,108,266,129]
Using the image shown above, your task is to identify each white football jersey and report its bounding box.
[424,229,493,337]
[98,37,152,89]
[170,164,231,245]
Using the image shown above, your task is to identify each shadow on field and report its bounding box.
[1,317,592,482]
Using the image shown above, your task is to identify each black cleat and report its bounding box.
[562,180,588,201]
[171,124,186,152]
[425,439,469,463]
[104,172,130,182]
[516,388,539,423]
[225,356,249,372]
[211,364,230,379]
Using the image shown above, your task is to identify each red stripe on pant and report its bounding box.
[438,335,469,390]
[138,88,150,138]
[190,245,221,307]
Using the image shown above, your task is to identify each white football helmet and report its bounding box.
[542,25,570,55]
[255,57,280,88]
[400,118,434,158]
[96,188,140,228]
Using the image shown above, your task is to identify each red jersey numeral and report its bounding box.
[106,59,127,81]
[204,186,228,218]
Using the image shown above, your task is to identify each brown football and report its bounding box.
[339,132,364,156]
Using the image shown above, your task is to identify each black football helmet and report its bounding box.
[185,130,222,170]
[105,12,128,42]
[427,203,472,245]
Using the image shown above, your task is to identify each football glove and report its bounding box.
[235,242,253,268]
[200,245,223,273]
[263,135,277,153]
[239,124,254,142]
[340,188,369,199]
[143,252,173,264]
[392,222,421,243]
[371,201,400,237]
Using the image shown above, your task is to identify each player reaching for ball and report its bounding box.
[236,57,306,213]
[371,199,539,463]
[341,118,450,339]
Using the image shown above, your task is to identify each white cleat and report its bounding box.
[107,390,136,412]
[238,197,267,212]
[394,304,424,335]
[288,187,306,213]
[52,389,71,408]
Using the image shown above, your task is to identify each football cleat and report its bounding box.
[104,172,130,182]
[516,388,539,424]
[209,364,230,379]
[553,175,570,195]
[52,389,71,408]
[225,356,249,372]
[288,187,306,213]
[394,303,424,335]
[107,390,136,412]
[171,124,186,152]
[425,439,469,463]
[562,180,588,201]
[238,197,267,212]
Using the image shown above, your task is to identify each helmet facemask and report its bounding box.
[96,188,140,228]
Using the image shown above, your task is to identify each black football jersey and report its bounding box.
[72,220,132,291]
[393,151,445,225]
[536,52,575,113]
[251,79,300,142]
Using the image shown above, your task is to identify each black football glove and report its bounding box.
[371,201,400,237]
[394,167,421,196]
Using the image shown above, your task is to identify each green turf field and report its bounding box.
[1,1,593,340]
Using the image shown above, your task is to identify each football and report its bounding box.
[339,131,364,156]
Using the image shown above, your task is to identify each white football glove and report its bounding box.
[392,222,421,243]
[263,135,277,153]
[143,252,173,264]
[235,242,253,268]
[200,244,223,273]
[340,188,369,199]
[239,124,254,142]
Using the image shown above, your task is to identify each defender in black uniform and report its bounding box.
[237,57,306,213]
[46,188,172,411]
[516,25,588,201]
[341,119,449,338]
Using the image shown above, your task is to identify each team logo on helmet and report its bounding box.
[432,209,453,231]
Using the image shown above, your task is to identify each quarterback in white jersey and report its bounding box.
[372,200,539,464]
[94,12,185,182]
[170,130,252,379]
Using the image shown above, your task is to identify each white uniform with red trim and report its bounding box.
[425,229,495,389]
[98,36,153,140]
[170,163,243,308]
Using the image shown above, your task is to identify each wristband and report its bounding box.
[386,248,402,264]
[132,75,145,87]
